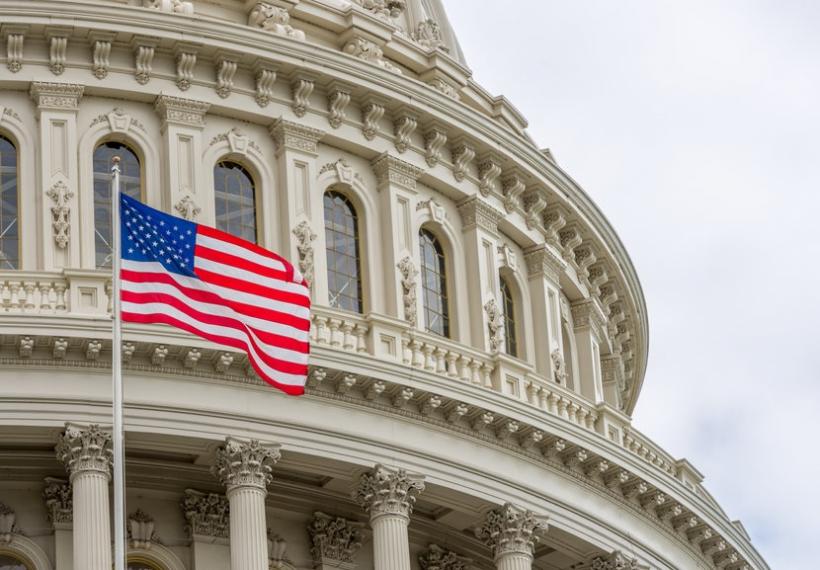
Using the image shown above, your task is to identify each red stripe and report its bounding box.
[195,244,293,284]
[122,310,305,396]
[195,267,311,309]
[198,224,295,277]
[122,288,309,357]
[122,269,310,331]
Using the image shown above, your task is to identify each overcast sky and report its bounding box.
[444,1,820,568]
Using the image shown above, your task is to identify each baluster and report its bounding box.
[314,315,329,344]
[8,282,21,310]
[38,282,52,312]
[422,344,436,371]
[434,347,447,374]
[458,355,471,382]
[557,398,569,419]
[105,280,113,314]
[309,315,318,342]
[469,360,481,385]
[401,337,412,364]
[328,318,342,347]
[577,408,590,429]
[354,324,368,353]
[587,411,598,431]
[0,281,8,311]
[546,391,559,415]
[537,387,548,410]
[411,339,424,368]
[23,282,36,310]
[480,363,492,388]
[341,321,355,351]
[445,351,459,377]
[54,283,67,311]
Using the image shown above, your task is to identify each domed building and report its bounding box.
[0,1,767,569]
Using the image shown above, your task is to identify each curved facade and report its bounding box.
[0,1,766,569]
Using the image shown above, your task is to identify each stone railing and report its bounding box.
[621,426,677,477]
[0,272,70,313]
[310,309,369,354]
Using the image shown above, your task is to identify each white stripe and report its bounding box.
[123,300,307,386]
[122,280,310,356]
[196,234,287,274]
[122,260,310,320]
[195,257,309,298]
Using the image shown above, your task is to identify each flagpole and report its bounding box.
[110,156,126,570]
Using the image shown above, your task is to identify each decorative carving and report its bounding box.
[361,99,386,140]
[397,255,418,327]
[343,37,401,74]
[214,352,234,373]
[498,243,517,272]
[210,127,255,155]
[128,509,158,549]
[424,126,447,166]
[320,158,362,186]
[181,489,229,538]
[254,65,277,107]
[43,478,72,526]
[145,0,194,14]
[248,3,305,40]
[56,424,113,478]
[174,195,201,221]
[133,42,156,85]
[478,155,502,196]
[543,208,567,247]
[587,551,639,570]
[151,345,169,365]
[484,298,504,353]
[353,464,425,518]
[269,118,324,155]
[48,34,68,75]
[417,198,446,223]
[458,197,503,234]
[53,338,69,359]
[86,339,102,360]
[91,35,114,79]
[154,95,209,127]
[46,180,74,249]
[502,174,526,212]
[327,85,352,129]
[215,56,238,98]
[419,544,470,570]
[308,512,364,564]
[290,75,315,117]
[30,82,84,111]
[475,503,547,558]
[18,336,34,358]
[351,0,406,22]
[175,47,197,90]
[0,503,16,543]
[413,19,446,51]
[551,349,567,385]
[371,152,423,191]
[394,112,418,153]
[427,78,460,99]
[451,141,475,182]
[214,437,281,491]
[523,189,547,230]
[292,221,317,285]
[5,29,24,73]
[268,532,288,567]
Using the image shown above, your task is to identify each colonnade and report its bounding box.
[53,423,550,570]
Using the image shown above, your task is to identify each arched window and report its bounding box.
[419,228,449,337]
[214,161,256,243]
[323,190,363,313]
[127,559,163,570]
[500,276,517,357]
[94,141,141,268]
[0,135,19,269]
[0,553,29,570]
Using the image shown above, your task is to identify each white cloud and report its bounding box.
[445,1,820,567]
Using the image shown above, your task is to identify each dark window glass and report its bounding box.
[127,562,161,570]
[419,228,449,337]
[0,135,19,269]
[94,142,141,268]
[501,276,518,357]
[214,162,256,243]
[0,554,28,570]
[324,191,362,313]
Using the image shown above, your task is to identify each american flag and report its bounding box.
[119,193,310,395]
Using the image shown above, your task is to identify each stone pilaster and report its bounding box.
[43,477,74,569]
[475,504,547,570]
[570,298,608,403]
[524,244,567,382]
[214,438,281,570]
[55,423,112,570]
[353,464,425,570]
[181,489,230,568]
[308,511,365,569]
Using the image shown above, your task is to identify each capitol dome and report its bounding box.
[0,1,767,569]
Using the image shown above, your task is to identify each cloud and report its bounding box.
[445,1,820,568]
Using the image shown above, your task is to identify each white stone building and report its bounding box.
[0,1,768,569]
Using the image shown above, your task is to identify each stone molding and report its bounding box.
[457,196,504,234]
[181,489,229,540]
[523,244,566,283]
[55,423,113,479]
[475,503,547,559]
[308,511,364,564]
[372,152,425,191]
[269,118,325,155]
[213,437,281,491]
[154,94,210,128]
[29,82,84,111]
[353,464,425,519]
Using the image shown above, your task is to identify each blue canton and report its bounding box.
[120,193,198,278]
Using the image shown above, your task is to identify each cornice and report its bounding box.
[29,82,84,111]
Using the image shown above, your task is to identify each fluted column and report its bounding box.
[214,438,281,570]
[354,464,425,570]
[475,504,548,570]
[55,423,113,570]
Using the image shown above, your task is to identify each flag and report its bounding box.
[119,193,310,395]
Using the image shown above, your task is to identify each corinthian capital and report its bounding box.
[213,437,281,491]
[475,503,547,559]
[55,423,112,479]
[353,464,425,519]
[308,511,364,565]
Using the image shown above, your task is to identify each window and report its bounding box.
[419,228,449,337]
[0,554,28,570]
[0,135,19,269]
[323,191,363,312]
[500,276,517,357]
[214,161,256,243]
[94,142,141,268]
[127,560,162,570]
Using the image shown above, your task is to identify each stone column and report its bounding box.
[214,437,281,570]
[476,503,548,570]
[55,423,113,570]
[353,464,425,570]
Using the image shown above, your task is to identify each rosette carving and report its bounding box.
[55,423,113,478]
[353,464,425,518]
[214,437,281,491]
[475,503,547,558]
